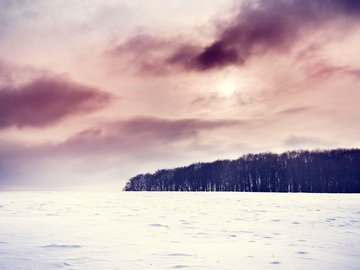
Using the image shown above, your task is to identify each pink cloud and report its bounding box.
[0,76,110,128]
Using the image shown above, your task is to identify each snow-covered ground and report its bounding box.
[0,192,359,270]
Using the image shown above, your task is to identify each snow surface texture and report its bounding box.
[0,192,359,270]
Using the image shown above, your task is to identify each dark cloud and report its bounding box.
[117,116,242,139]
[172,41,240,71]
[173,0,360,71]
[0,76,110,129]
[64,116,245,152]
[111,0,360,74]
[116,117,246,151]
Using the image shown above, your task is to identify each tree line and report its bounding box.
[123,149,360,192]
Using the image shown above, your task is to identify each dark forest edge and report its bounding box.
[123,149,360,192]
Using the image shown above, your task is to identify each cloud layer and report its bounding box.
[0,0,359,188]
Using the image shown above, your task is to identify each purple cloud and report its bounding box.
[0,76,110,128]
[172,0,360,71]
[111,0,360,74]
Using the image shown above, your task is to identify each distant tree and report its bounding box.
[123,149,360,193]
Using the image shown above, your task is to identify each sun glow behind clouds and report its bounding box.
[218,78,237,96]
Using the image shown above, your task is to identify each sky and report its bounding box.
[0,0,360,189]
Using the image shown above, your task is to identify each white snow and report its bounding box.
[0,192,359,270]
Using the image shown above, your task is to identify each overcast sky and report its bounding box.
[1,0,360,189]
